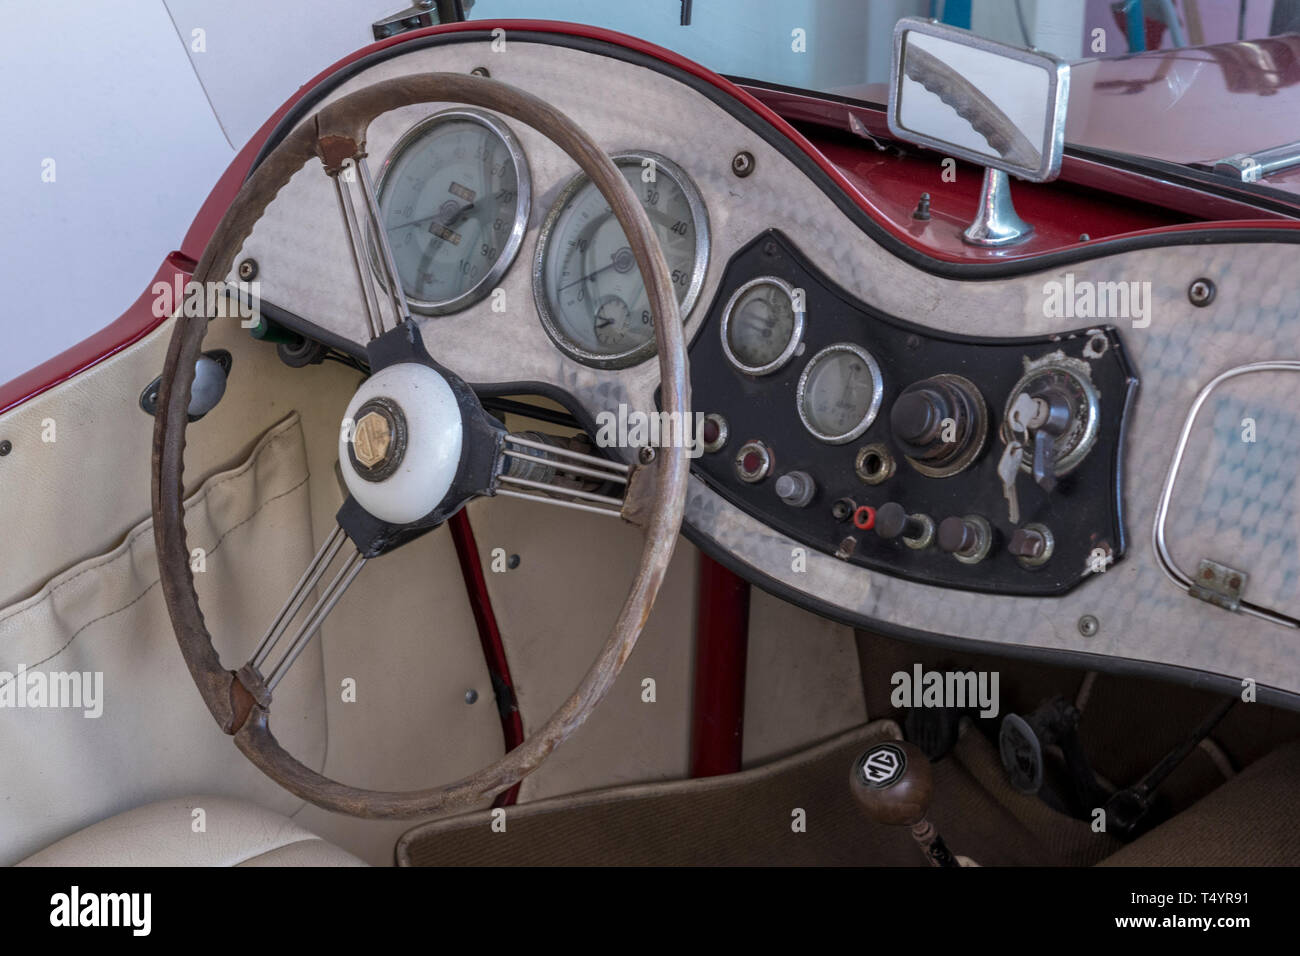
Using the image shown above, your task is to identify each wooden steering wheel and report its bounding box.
[152,73,690,818]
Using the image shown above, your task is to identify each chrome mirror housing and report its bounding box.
[887,17,1071,245]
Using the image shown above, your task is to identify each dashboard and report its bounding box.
[228,29,1300,707]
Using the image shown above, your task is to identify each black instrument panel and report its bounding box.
[683,231,1139,596]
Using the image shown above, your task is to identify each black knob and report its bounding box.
[938,516,978,554]
[890,389,945,445]
[875,502,926,541]
[1008,527,1046,559]
[889,375,987,476]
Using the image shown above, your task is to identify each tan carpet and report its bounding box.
[398,719,1115,866]
[1101,738,1300,866]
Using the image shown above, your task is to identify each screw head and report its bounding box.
[465,689,479,704]
[731,151,755,178]
[1188,277,1216,307]
[0,439,11,456]
[506,553,521,570]
[471,66,490,77]
[1077,614,1099,637]
[237,258,258,281]
[638,445,657,464]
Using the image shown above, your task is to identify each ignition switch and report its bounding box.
[996,351,1100,524]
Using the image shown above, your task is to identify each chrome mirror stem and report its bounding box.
[963,167,1033,247]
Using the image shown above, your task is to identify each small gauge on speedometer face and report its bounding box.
[534,152,709,369]
[797,343,884,444]
[374,108,530,314]
[721,277,804,375]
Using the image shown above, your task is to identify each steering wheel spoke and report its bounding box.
[494,433,632,519]
[239,524,367,705]
[329,153,411,340]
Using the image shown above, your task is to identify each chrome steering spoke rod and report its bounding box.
[494,433,638,520]
[329,155,412,340]
[240,524,367,704]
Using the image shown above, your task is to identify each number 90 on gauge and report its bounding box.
[373,108,531,315]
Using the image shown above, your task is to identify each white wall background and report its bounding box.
[0,0,396,387]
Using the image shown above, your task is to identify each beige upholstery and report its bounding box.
[18,796,366,867]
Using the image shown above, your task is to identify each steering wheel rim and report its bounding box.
[152,73,690,818]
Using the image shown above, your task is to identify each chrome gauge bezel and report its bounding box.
[719,276,805,376]
[796,342,885,444]
[371,107,531,316]
[532,150,710,370]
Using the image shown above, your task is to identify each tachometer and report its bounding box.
[374,108,530,314]
[534,151,708,368]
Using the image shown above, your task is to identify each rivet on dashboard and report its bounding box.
[1188,277,1216,307]
[1077,614,1099,638]
[731,151,755,178]
[237,258,258,281]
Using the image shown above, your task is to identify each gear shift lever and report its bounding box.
[850,740,967,867]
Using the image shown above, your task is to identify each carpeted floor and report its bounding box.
[397,719,1116,866]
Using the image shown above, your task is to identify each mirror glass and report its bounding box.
[890,21,1067,182]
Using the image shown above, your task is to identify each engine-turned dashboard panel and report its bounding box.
[686,231,1139,596]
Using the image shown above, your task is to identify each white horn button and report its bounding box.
[338,363,464,524]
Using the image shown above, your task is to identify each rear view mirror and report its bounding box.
[888,18,1070,184]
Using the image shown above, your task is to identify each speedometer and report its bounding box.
[534,151,708,368]
[374,108,530,314]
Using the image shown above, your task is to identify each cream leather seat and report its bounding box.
[18,795,366,867]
